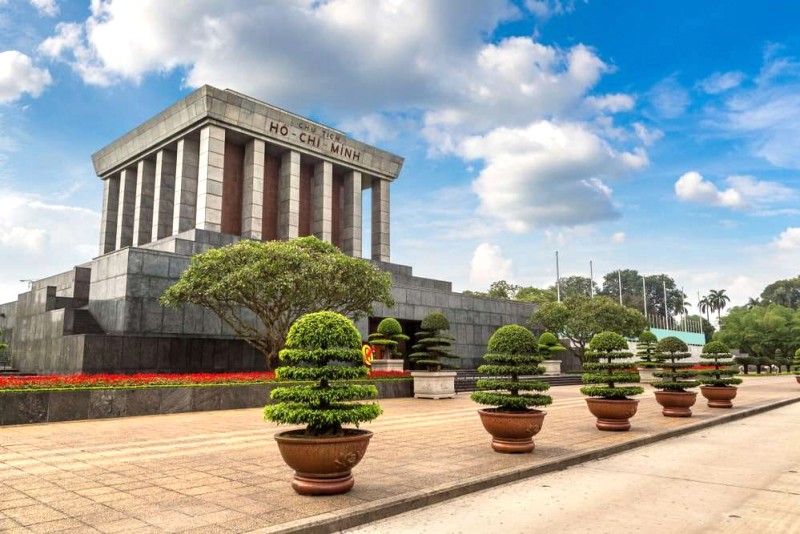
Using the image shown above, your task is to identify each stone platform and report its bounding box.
[0,376,797,533]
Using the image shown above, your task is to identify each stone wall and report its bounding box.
[0,380,412,426]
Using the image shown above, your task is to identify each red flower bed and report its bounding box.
[689,365,717,370]
[0,369,411,391]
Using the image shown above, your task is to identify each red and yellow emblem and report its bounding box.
[362,344,374,367]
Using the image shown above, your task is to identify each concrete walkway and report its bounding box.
[347,399,800,534]
[0,376,797,533]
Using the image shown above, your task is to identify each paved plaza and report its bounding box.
[0,376,797,533]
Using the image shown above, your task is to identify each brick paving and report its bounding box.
[0,376,798,533]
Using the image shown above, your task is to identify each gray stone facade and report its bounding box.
[1,87,537,374]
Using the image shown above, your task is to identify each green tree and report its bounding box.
[471,325,552,411]
[367,318,410,359]
[635,330,659,368]
[530,296,647,363]
[653,337,698,392]
[716,304,799,373]
[698,295,712,323]
[550,275,598,300]
[697,341,742,387]
[708,289,731,322]
[581,331,644,399]
[600,270,684,318]
[760,276,800,310]
[515,286,557,305]
[409,312,458,371]
[538,332,566,358]
[161,237,394,369]
[263,311,381,436]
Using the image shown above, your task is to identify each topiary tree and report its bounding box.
[410,312,458,371]
[264,311,382,437]
[653,337,698,392]
[162,237,394,369]
[368,318,410,359]
[471,325,552,411]
[794,348,800,377]
[698,341,742,387]
[636,330,659,368]
[581,332,644,400]
[538,332,566,359]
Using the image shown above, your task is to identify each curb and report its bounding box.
[259,395,800,534]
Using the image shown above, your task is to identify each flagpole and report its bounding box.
[642,276,648,322]
[589,260,594,298]
[618,269,623,305]
[555,251,561,303]
[663,280,669,329]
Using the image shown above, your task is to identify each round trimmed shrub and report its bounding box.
[471,325,552,411]
[636,330,659,368]
[367,317,410,359]
[697,341,742,387]
[581,332,644,399]
[264,311,381,436]
[653,336,698,392]
[410,312,458,371]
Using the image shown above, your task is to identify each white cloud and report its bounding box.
[586,93,635,113]
[698,71,745,94]
[774,227,800,250]
[461,120,648,232]
[611,232,625,243]
[0,51,52,103]
[29,0,59,16]
[524,0,576,19]
[675,171,795,210]
[649,75,690,118]
[0,190,99,304]
[469,243,513,287]
[632,122,664,146]
[708,51,800,169]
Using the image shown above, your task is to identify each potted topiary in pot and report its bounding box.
[697,340,742,408]
[635,330,659,383]
[538,332,566,375]
[652,336,699,417]
[794,348,800,384]
[264,311,382,495]
[368,317,409,372]
[471,325,552,453]
[581,332,644,431]
[409,312,459,399]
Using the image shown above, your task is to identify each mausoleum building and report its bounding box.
[0,86,535,374]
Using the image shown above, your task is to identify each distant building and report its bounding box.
[1,86,533,374]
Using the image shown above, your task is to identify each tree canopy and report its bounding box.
[759,276,800,310]
[529,296,647,363]
[715,304,800,363]
[161,237,395,369]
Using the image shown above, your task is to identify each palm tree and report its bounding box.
[708,289,731,323]
[746,297,761,310]
[698,295,712,323]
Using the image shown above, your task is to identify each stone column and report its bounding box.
[151,149,176,241]
[278,150,300,240]
[312,160,333,242]
[196,125,226,232]
[371,178,390,262]
[115,167,137,249]
[132,159,156,246]
[342,170,362,257]
[172,136,200,235]
[242,139,265,240]
[99,175,120,255]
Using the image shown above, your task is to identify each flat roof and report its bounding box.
[92,85,404,181]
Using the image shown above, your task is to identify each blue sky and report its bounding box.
[1,0,799,315]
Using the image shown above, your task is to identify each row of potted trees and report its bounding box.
[582,333,744,430]
[262,310,785,496]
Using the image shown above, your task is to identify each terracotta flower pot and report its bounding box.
[700,385,738,408]
[796,376,800,384]
[274,429,373,495]
[477,408,546,453]
[584,398,639,431]
[654,390,697,417]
